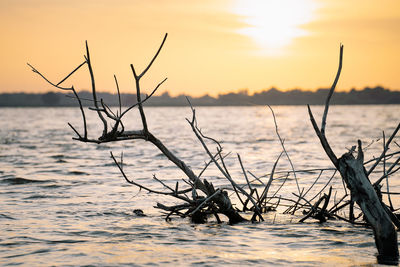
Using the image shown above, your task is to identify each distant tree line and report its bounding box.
[1,86,399,107]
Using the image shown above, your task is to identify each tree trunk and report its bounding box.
[338,148,398,265]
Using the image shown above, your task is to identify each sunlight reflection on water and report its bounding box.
[0,105,399,266]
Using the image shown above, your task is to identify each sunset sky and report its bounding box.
[0,0,399,96]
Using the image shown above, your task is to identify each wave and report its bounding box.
[68,170,88,175]
[1,177,51,185]
[0,213,16,220]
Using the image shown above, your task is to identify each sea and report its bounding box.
[1,105,399,266]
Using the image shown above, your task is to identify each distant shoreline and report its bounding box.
[1,86,400,107]
[2,104,399,109]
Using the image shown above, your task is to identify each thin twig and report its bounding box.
[383,131,394,210]
[267,105,301,194]
[56,61,87,86]
[114,75,122,116]
[110,152,193,203]
[368,122,400,175]
[374,157,400,186]
[138,33,168,78]
[258,151,283,206]
[237,154,253,192]
[121,77,167,118]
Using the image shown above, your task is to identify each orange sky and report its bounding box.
[0,0,399,96]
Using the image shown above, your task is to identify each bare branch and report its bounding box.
[382,131,394,210]
[121,77,167,118]
[85,41,108,137]
[27,63,74,91]
[306,170,337,205]
[374,156,400,186]
[139,33,168,78]
[131,64,148,133]
[307,105,338,167]
[27,63,88,139]
[258,151,283,206]
[247,171,266,186]
[321,44,343,135]
[68,123,82,139]
[267,105,301,194]
[186,99,263,221]
[367,122,400,175]
[110,152,193,203]
[364,150,400,166]
[114,75,122,116]
[237,154,252,191]
[57,61,87,86]
[198,151,230,178]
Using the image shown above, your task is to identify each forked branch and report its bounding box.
[307,44,399,264]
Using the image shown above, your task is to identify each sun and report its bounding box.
[232,0,318,55]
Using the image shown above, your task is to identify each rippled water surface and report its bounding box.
[1,105,399,266]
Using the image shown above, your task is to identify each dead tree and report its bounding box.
[307,44,399,265]
[28,33,270,224]
[29,34,400,263]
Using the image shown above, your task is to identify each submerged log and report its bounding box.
[337,141,398,264]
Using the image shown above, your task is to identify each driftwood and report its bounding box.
[307,44,399,265]
[29,35,400,263]
[28,33,274,224]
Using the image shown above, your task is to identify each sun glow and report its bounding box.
[233,0,318,55]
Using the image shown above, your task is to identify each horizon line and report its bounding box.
[3,84,398,97]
